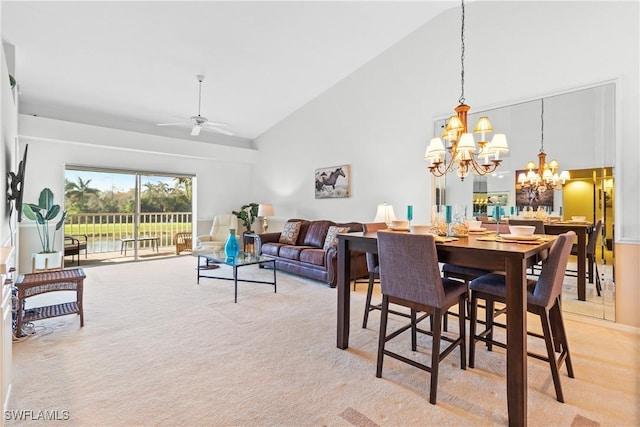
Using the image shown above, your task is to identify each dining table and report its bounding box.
[544,221,594,301]
[336,230,556,427]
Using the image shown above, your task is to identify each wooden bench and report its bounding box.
[15,268,85,337]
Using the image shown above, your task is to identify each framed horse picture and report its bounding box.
[315,165,351,199]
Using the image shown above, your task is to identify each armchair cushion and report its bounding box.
[197,214,238,248]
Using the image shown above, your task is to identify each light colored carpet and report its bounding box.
[7,256,640,426]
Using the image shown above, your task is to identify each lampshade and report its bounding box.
[425,137,445,161]
[490,133,509,153]
[257,203,274,217]
[457,133,476,151]
[473,116,493,134]
[373,203,396,226]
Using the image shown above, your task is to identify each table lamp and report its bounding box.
[257,203,275,232]
[373,203,396,227]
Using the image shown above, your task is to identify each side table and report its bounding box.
[15,268,86,337]
[243,233,257,254]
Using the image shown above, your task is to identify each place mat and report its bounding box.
[476,236,498,242]
[476,236,551,244]
[555,221,590,225]
[434,236,459,243]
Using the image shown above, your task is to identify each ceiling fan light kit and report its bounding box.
[157,75,234,137]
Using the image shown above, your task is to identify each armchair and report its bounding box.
[196,214,239,251]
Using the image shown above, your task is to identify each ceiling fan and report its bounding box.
[157,75,234,137]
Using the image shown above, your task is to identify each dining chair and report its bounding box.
[376,231,467,404]
[360,223,412,328]
[441,263,491,330]
[566,219,603,296]
[468,231,575,403]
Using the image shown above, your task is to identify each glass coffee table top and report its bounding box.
[198,251,274,267]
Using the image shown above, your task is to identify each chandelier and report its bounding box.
[424,0,508,181]
[516,98,569,194]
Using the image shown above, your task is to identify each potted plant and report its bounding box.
[232,203,259,233]
[22,187,68,270]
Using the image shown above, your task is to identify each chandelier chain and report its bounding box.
[539,98,544,153]
[459,0,466,105]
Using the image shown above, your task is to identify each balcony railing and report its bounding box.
[65,212,192,254]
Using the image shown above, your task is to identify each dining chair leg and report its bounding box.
[410,309,418,352]
[362,273,376,328]
[594,260,602,296]
[458,295,467,370]
[485,298,495,351]
[469,292,478,368]
[540,308,565,403]
[550,299,574,378]
[429,308,443,405]
[376,295,389,378]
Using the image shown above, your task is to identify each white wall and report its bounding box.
[1,43,18,248]
[251,1,639,326]
[16,115,258,273]
[253,1,639,241]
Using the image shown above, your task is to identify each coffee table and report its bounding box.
[196,251,276,303]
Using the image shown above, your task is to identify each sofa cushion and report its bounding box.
[261,242,285,257]
[323,226,350,250]
[279,221,302,245]
[279,245,314,261]
[299,248,326,266]
[303,221,333,248]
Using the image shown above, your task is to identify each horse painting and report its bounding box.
[315,165,350,199]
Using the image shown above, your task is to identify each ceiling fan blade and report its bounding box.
[157,122,190,127]
[203,125,234,136]
[205,121,230,127]
[190,124,202,136]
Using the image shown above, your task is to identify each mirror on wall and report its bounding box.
[433,82,616,321]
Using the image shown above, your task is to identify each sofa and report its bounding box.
[254,219,368,287]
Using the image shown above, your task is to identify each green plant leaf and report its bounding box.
[44,204,61,221]
[39,188,54,210]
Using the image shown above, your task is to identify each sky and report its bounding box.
[65,170,177,193]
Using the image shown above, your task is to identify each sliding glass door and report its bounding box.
[64,167,193,263]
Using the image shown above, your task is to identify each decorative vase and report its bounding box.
[224,229,239,258]
[32,252,62,272]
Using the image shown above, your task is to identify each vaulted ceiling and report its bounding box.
[2,1,459,148]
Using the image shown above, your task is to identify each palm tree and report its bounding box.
[173,177,192,200]
[65,177,101,211]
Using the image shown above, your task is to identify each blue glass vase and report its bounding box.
[224,229,239,258]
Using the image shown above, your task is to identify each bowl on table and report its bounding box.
[409,224,430,235]
[466,220,483,230]
[390,220,409,230]
[571,216,586,222]
[508,225,536,236]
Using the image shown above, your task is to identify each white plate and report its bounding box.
[499,234,540,241]
[468,227,486,232]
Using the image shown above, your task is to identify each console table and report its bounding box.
[15,268,86,337]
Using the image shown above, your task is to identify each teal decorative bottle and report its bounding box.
[225,228,239,258]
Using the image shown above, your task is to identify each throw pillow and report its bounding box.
[279,221,302,245]
[323,226,350,250]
